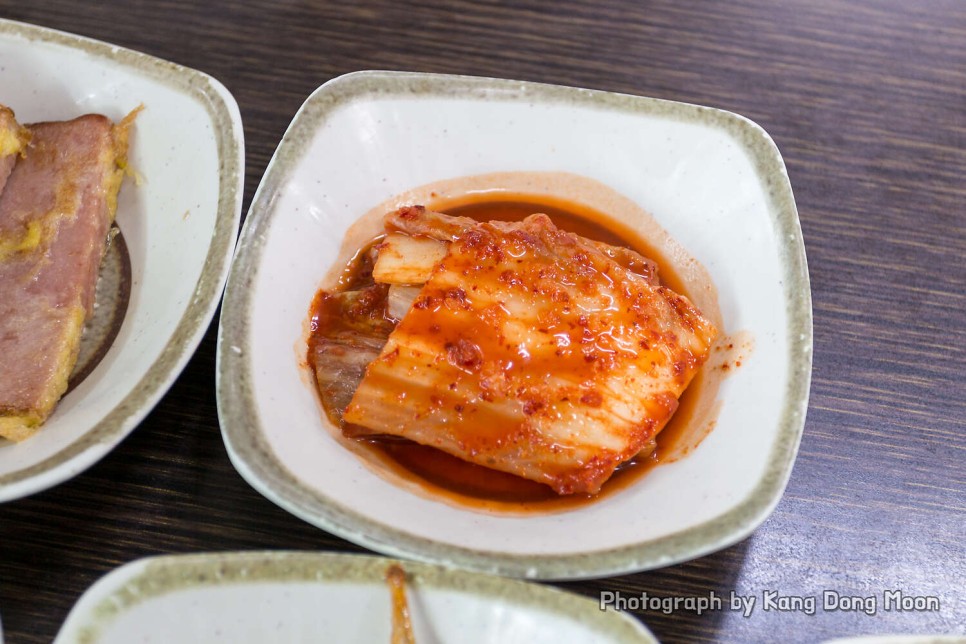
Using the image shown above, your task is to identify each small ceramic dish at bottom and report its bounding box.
[55,551,656,643]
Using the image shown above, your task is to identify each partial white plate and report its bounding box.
[218,71,811,579]
[0,19,243,501]
[54,551,654,643]
[824,637,966,644]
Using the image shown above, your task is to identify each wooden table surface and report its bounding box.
[1,1,964,642]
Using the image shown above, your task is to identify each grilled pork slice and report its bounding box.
[0,105,29,197]
[0,114,130,441]
[344,209,717,495]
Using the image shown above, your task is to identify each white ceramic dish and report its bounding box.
[0,19,243,501]
[55,551,655,643]
[218,71,811,579]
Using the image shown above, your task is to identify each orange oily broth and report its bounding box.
[312,194,717,512]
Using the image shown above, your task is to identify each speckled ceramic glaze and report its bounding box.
[0,19,244,501]
[54,551,656,643]
[218,71,811,579]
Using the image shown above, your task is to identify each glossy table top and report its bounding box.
[0,2,963,642]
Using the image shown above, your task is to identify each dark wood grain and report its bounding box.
[1,1,964,642]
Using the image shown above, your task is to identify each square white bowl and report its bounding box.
[218,71,811,579]
[0,19,244,501]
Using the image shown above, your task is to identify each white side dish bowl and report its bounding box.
[0,19,244,501]
[218,71,811,579]
[55,551,655,643]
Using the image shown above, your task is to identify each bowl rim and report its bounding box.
[0,18,245,501]
[217,69,812,580]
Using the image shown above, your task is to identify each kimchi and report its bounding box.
[309,205,717,495]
